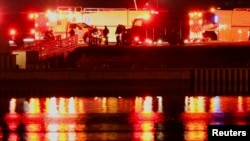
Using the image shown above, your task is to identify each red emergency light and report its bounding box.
[9,29,16,36]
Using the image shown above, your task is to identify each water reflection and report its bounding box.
[182,96,250,141]
[2,96,165,141]
[1,95,250,141]
[132,96,164,141]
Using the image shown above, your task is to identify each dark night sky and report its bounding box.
[1,0,250,13]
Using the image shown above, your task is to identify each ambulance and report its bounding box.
[213,8,250,42]
[188,8,250,42]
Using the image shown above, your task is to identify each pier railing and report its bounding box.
[192,68,250,94]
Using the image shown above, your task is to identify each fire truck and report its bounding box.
[123,10,186,46]
[188,8,250,42]
[33,6,151,44]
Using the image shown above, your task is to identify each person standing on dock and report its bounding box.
[115,24,122,46]
[69,28,75,37]
[103,25,109,46]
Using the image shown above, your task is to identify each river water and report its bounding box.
[0,94,250,141]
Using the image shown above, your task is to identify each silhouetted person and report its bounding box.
[115,24,126,46]
[92,26,99,45]
[103,25,109,46]
[69,28,75,37]
[115,24,122,46]
[44,30,54,40]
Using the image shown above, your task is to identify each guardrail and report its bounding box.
[37,35,78,59]
[10,35,78,60]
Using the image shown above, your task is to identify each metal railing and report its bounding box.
[192,68,250,94]
[10,35,78,60]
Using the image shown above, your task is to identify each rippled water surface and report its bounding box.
[1,95,250,141]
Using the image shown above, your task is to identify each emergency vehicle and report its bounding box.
[188,8,250,42]
[34,6,151,44]
[7,12,36,47]
[123,10,186,46]
[123,17,165,45]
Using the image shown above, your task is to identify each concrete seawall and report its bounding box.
[0,69,191,97]
[1,68,250,97]
[0,68,191,80]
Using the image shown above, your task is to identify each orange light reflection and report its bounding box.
[184,96,206,113]
[133,96,163,141]
[9,98,16,113]
[143,96,153,113]
[68,97,76,114]
[237,96,244,112]
[58,98,66,114]
[29,98,40,114]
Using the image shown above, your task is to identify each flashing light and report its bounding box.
[189,12,194,17]
[157,39,163,44]
[189,20,194,25]
[210,7,216,13]
[29,13,34,19]
[145,38,153,44]
[151,10,159,15]
[134,36,139,41]
[238,29,242,34]
[184,39,189,43]
[189,12,202,18]
[30,29,35,34]
[29,13,38,19]
[9,29,16,36]
[214,15,219,23]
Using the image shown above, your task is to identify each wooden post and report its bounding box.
[205,69,209,93]
[228,69,232,93]
[246,69,249,94]
[194,69,198,93]
[200,69,204,93]
[217,69,220,94]
[239,69,243,93]
[222,69,226,93]
[211,69,215,94]
[234,69,237,93]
